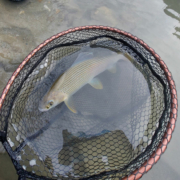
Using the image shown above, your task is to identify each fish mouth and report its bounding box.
[38,100,49,112]
[38,105,49,112]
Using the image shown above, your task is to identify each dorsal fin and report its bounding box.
[71,52,94,67]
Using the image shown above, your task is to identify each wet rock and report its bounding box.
[0,27,35,64]
[0,153,18,179]
[92,6,118,26]
[0,65,13,95]
[0,144,5,154]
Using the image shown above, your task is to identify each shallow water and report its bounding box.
[0,0,180,179]
[6,42,156,178]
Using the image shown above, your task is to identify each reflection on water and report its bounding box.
[163,0,180,39]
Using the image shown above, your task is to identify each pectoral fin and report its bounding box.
[89,78,103,89]
[108,64,116,73]
[64,96,77,113]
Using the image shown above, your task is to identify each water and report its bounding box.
[0,0,179,179]
[6,41,156,178]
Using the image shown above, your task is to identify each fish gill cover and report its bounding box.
[0,27,177,180]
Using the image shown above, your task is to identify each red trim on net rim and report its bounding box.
[0,26,177,180]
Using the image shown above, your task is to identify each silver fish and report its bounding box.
[39,50,124,113]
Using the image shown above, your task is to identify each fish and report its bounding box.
[38,49,124,113]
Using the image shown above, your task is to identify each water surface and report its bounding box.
[0,0,179,179]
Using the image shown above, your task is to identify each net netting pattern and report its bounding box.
[0,27,177,180]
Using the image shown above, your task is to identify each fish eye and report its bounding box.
[49,101,54,106]
[49,101,53,106]
[46,105,50,109]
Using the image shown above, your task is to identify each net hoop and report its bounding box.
[0,25,178,180]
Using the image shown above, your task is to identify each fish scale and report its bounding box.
[60,56,120,96]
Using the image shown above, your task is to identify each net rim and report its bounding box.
[0,25,178,180]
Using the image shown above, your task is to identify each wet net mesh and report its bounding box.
[0,28,174,180]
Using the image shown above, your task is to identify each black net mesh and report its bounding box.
[0,28,173,180]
